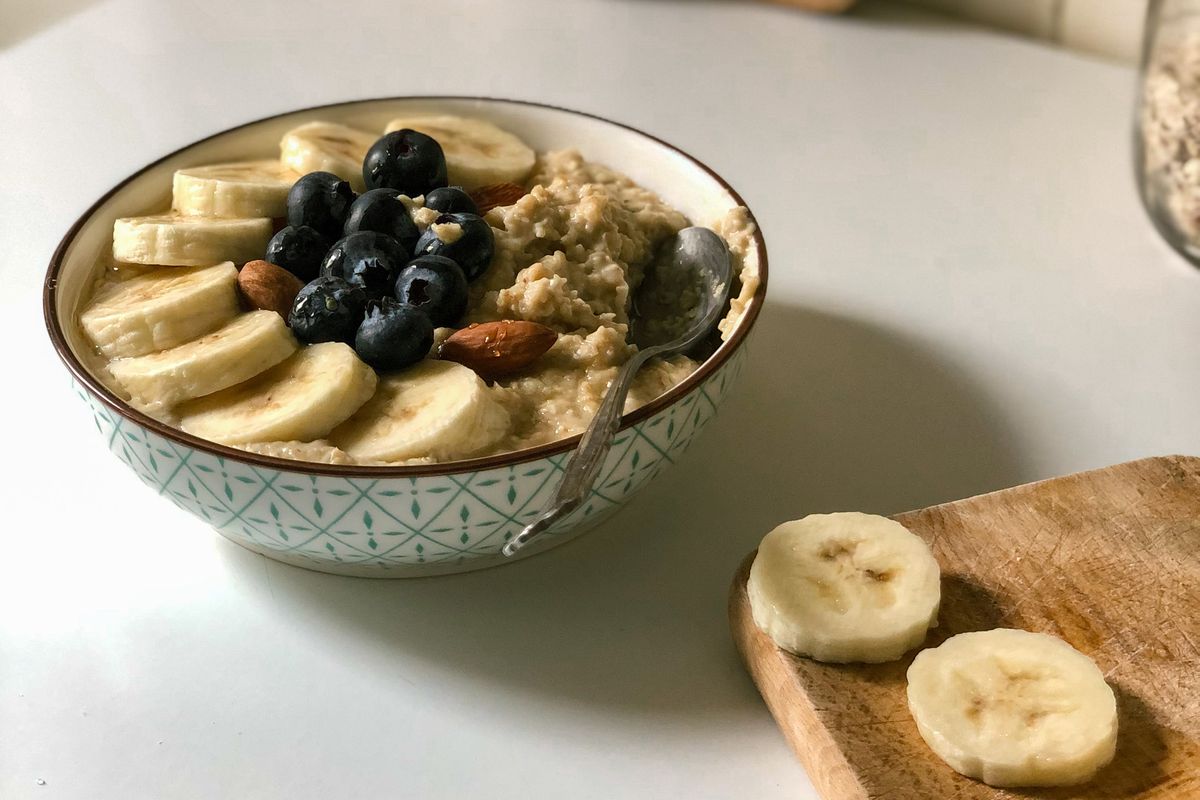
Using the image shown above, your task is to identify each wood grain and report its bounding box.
[729,455,1200,800]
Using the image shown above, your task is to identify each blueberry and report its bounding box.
[320,231,409,299]
[354,299,434,371]
[343,188,419,253]
[265,225,329,282]
[414,213,495,281]
[288,277,367,345]
[424,186,478,215]
[362,130,447,196]
[286,171,356,240]
[393,255,468,328]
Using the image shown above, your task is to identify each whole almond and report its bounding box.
[439,320,557,379]
[470,182,526,214]
[238,260,305,319]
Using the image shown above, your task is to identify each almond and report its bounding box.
[238,260,305,319]
[470,182,526,214]
[439,320,557,379]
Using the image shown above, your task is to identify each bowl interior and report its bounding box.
[49,97,764,473]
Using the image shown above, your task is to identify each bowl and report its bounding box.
[43,97,768,577]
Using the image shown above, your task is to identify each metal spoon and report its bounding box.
[501,227,733,557]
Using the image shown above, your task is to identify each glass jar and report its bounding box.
[1136,0,1200,264]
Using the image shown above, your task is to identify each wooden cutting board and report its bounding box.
[729,455,1200,800]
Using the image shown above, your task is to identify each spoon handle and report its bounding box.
[501,227,730,558]
[501,347,658,557]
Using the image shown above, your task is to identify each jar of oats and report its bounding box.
[1138,0,1200,263]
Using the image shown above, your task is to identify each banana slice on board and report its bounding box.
[279,121,377,192]
[178,342,377,445]
[113,213,272,267]
[172,160,299,218]
[384,115,535,190]
[906,628,1118,787]
[329,360,509,463]
[80,262,239,359]
[747,512,941,663]
[109,310,297,408]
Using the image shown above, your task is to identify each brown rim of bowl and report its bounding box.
[43,95,768,477]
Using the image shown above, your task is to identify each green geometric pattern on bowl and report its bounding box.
[75,346,746,576]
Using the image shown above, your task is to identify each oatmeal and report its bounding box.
[1141,31,1200,250]
[78,116,759,465]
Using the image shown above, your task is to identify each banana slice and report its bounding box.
[80,262,239,359]
[329,360,509,462]
[178,342,377,445]
[907,629,1118,787]
[747,512,941,663]
[108,310,297,408]
[113,213,272,267]
[279,121,376,192]
[172,160,300,218]
[384,115,535,189]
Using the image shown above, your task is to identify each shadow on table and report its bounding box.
[610,0,964,31]
[220,302,1027,719]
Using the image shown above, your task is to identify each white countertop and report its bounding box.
[2,1,1197,797]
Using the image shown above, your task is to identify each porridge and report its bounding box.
[78,115,759,465]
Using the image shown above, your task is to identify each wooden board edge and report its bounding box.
[728,552,869,800]
[892,454,1200,523]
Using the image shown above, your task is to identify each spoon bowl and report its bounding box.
[632,227,734,351]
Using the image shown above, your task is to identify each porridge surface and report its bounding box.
[85,146,759,465]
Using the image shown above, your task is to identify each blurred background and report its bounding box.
[888,0,1144,61]
[0,0,1149,61]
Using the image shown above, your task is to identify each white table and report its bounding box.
[2,1,1196,797]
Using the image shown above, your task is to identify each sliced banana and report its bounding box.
[279,121,376,192]
[113,212,272,267]
[747,512,941,663]
[907,629,1117,787]
[384,115,535,189]
[80,262,239,359]
[329,360,509,462]
[108,311,297,408]
[172,160,299,218]
[178,342,377,445]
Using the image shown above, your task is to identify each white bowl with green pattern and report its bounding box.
[43,97,767,577]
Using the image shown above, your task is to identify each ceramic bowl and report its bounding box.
[43,97,767,577]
